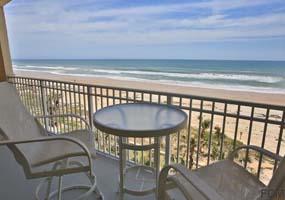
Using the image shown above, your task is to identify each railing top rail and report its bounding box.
[8,75,285,110]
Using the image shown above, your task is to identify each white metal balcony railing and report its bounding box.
[7,76,285,185]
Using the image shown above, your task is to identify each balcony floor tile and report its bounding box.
[0,146,155,200]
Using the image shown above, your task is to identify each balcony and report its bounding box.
[0,76,284,199]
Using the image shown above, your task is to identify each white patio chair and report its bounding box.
[158,145,285,200]
[0,82,103,200]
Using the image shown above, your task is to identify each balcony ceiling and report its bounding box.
[0,0,11,7]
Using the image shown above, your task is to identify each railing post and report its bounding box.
[40,80,48,129]
[165,95,172,165]
[87,86,94,129]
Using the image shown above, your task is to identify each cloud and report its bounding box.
[4,0,285,46]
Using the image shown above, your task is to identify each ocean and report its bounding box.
[13,59,285,94]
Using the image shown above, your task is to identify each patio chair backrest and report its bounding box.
[0,82,44,141]
[267,156,285,198]
[0,82,47,174]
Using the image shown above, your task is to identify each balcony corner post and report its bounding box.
[0,5,13,81]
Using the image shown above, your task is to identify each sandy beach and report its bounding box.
[14,70,285,106]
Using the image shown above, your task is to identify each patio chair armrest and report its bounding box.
[35,114,91,131]
[228,145,282,162]
[158,164,222,200]
[0,135,93,169]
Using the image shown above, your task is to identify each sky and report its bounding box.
[4,0,285,60]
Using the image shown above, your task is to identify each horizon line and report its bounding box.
[12,58,285,62]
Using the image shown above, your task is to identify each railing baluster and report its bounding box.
[126,91,130,161]
[126,90,129,103]
[55,82,61,132]
[32,79,37,114]
[46,81,51,133]
[58,83,63,132]
[28,79,34,114]
[100,88,104,108]
[68,84,73,132]
[23,78,30,113]
[87,86,94,129]
[186,99,192,168]
[176,97,182,163]
[134,92,137,162]
[165,95,172,166]
[83,86,87,126]
[40,80,48,129]
[112,89,115,156]
[73,84,78,131]
[49,81,54,134]
[245,107,255,169]
[111,90,116,156]
[219,103,227,160]
[93,87,101,150]
[78,85,83,129]
[34,80,40,115]
[196,100,203,168]
[19,77,25,106]
[37,80,42,115]
[233,105,241,150]
[33,79,38,115]
[24,78,30,112]
[64,83,70,133]
[49,81,53,133]
[100,88,106,153]
[257,108,270,178]
[274,110,285,171]
[22,78,27,109]
[207,102,215,165]
[94,87,98,111]
[107,89,111,155]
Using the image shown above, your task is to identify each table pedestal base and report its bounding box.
[118,137,160,200]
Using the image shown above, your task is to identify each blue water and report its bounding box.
[13,59,285,94]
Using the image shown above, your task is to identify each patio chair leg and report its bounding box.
[35,161,63,200]
[57,176,63,200]
[57,159,68,200]
[45,177,53,200]
[36,160,103,200]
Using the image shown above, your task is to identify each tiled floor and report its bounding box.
[0,146,155,200]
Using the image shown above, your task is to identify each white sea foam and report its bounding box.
[91,69,123,74]
[66,73,285,94]
[13,65,78,71]
[156,80,285,94]
[13,60,285,96]
[14,68,285,94]
[91,69,282,83]
[14,64,283,84]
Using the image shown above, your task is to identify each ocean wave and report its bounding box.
[13,64,283,83]
[92,69,123,74]
[13,64,78,71]
[14,69,285,94]
[157,80,285,94]
[91,69,282,83]
[61,73,285,94]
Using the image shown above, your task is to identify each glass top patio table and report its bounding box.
[93,103,187,137]
[93,103,187,198]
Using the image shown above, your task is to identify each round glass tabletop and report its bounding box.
[93,103,187,137]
